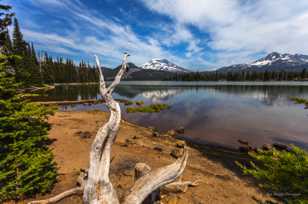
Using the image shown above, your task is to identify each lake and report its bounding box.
[44,81,308,149]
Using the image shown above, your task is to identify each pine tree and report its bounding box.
[0,4,14,32]
[0,6,57,201]
[12,18,27,55]
[11,18,42,85]
[0,30,12,54]
[301,68,307,79]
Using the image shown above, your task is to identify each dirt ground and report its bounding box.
[18,110,278,204]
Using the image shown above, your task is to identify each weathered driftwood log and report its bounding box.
[28,53,188,204]
[134,163,160,204]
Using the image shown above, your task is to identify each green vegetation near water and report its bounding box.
[135,100,144,106]
[289,97,308,108]
[237,146,308,204]
[122,100,144,106]
[126,103,170,113]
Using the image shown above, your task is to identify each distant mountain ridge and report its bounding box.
[103,52,308,81]
[103,62,177,81]
[218,52,308,72]
[141,58,190,73]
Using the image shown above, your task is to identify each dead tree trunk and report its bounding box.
[29,53,188,204]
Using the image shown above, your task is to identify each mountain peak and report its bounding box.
[250,52,308,66]
[141,59,189,73]
[218,52,308,73]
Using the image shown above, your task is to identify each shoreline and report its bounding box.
[20,110,277,204]
[53,81,308,86]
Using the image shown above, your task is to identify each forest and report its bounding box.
[171,69,308,81]
[1,16,98,86]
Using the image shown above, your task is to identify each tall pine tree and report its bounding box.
[0,5,57,201]
[12,18,41,85]
[12,18,27,55]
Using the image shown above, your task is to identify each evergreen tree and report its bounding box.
[0,4,14,32]
[0,30,12,54]
[301,68,307,79]
[12,18,27,55]
[11,18,42,85]
[0,5,57,201]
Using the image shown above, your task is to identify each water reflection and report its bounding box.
[44,82,308,149]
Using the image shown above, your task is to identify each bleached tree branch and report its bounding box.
[28,187,83,204]
[28,52,189,204]
[123,150,188,204]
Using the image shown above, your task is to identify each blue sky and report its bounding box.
[4,0,308,70]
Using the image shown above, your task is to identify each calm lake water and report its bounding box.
[44,81,308,149]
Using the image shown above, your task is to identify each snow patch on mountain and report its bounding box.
[251,60,272,66]
[250,52,308,66]
[141,59,189,72]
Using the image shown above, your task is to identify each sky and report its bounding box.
[3,0,308,70]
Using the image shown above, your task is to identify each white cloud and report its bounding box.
[16,0,200,68]
[23,29,75,47]
[12,0,308,69]
[141,0,308,67]
[20,0,199,68]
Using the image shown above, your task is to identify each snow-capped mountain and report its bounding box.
[142,59,189,73]
[218,52,308,72]
[250,52,308,66]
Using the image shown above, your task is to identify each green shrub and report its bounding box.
[126,103,170,113]
[236,146,308,203]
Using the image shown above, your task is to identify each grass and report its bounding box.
[135,100,144,106]
[126,103,170,113]
[121,100,144,106]
[289,97,308,108]
[123,100,134,106]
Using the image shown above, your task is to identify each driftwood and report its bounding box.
[29,53,188,204]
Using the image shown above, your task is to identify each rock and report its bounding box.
[238,146,252,153]
[175,127,185,134]
[175,140,186,148]
[273,143,290,151]
[148,126,156,131]
[153,145,164,152]
[75,131,91,139]
[167,129,177,137]
[238,139,249,145]
[122,138,136,147]
[132,135,140,140]
[134,163,151,179]
[170,148,184,159]
[152,131,160,137]
[262,144,272,151]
